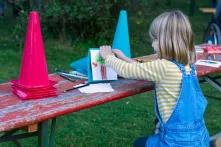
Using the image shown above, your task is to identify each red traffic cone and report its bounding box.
[11,11,57,99]
[18,11,49,87]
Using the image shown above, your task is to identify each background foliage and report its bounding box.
[13,0,131,44]
[0,0,220,147]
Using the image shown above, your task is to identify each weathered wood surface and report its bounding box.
[196,53,221,76]
[0,53,220,132]
[0,76,153,132]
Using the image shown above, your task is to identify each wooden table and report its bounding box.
[0,53,221,147]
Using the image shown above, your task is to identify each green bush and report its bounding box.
[14,0,130,44]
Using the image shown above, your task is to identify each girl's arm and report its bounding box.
[99,45,135,63]
[100,45,167,82]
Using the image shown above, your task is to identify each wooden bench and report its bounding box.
[199,8,216,14]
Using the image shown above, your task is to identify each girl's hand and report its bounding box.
[113,49,135,63]
[112,49,125,59]
[99,45,113,60]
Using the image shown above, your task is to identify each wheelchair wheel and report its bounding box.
[204,22,221,45]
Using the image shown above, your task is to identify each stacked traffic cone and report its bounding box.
[112,10,131,58]
[11,11,57,100]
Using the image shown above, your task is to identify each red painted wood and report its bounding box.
[0,75,153,132]
[196,53,221,76]
[0,53,221,132]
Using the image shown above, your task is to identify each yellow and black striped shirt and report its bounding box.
[105,55,190,123]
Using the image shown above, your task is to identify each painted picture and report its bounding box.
[90,50,117,81]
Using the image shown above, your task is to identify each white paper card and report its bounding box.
[195,60,221,68]
[90,50,117,81]
[78,83,114,93]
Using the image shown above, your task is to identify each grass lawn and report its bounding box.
[0,0,221,146]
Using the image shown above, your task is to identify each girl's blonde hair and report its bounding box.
[149,10,195,65]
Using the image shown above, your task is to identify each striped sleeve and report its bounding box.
[105,55,167,82]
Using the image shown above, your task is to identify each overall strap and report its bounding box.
[172,60,187,76]
[172,61,196,76]
[190,64,196,76]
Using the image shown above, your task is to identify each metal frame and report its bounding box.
[0,118,56,147]
[199,75,221,99]
[204,75,221,92]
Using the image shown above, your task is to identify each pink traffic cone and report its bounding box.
[17,11,50,88]
[11,11,57,99]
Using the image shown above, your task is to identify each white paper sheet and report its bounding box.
[195,45,204,53]
[195,60,221,68]
[90,50,117,81]
[78,83,114,93]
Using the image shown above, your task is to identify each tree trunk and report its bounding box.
[59,1,66,42]
[132,0,139,11]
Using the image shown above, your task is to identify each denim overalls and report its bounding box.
[146,61,210,147]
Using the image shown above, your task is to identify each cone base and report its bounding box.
[11,80,57,100]
[11,84,56,92]
[11,80,56,89]
[12,87,57,100]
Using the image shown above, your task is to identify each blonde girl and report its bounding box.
[100,10,209,147]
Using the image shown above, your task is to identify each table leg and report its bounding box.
[49,118,56,147]
[0,119,57,147]
[38,118,57,147]
[39,121,49,147]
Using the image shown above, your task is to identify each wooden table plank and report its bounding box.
[0,76,153,132]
